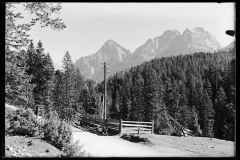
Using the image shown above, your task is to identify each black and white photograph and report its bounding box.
[4,2,235,157]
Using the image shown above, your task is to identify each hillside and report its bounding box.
[5,136,64,157]
[75,40,132,82]
[95,49,235,142]
[220,41,235,52]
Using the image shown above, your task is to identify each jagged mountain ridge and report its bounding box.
[75,40,132,81]
[75,27,223,82]
[129,27,222,66]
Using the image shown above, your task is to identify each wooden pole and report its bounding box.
[104,62,107,121]
[119,119,122,135]
[152,119,154,134]
[101,95,104,126]
[137,105,140,134]
[138,123,140,134]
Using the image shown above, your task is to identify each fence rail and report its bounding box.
[65,109,155,135]
[120,119,154,134]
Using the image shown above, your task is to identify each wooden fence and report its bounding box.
[81,114,102,127]
[68,110,155,135]
[119,120,154,134]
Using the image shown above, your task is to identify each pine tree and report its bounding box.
[52,70,64,115]
[214,86,228,139]
[202,90,215,137]
[26,40,46,105]
[190,107,202,136]
[25,41,55,113]
[74,68,85,111]
[42,53,55,114]
[118,85,130,120]
[130,73,144,121]
[142,67,159,122]
[62,51,77,116]
[5,47,35,107]
[81,82,97,115]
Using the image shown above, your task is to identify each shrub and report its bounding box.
[120,134,152,144]
[5,107,41,137]
[5,106,84,157]
[61,140,86,157]
[42,110,81,156]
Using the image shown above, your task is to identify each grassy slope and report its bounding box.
[121,133,235,157]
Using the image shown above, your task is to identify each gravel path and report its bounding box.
[71,127,200,157]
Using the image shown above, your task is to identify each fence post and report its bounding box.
[152,119,154,134]
[138,122,140,134]
[119,119,122,135]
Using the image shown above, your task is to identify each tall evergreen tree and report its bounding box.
[53,70,64,113]
[201,90,215,137]
[42,53,55,113]
[74,68,85,111]
[25,41,55,113]
[214,86,228,139]
[130,73,144,121]
[142,67,159,122]
[5,47,35,107]
[26,40,45,105]
[62,51,77,114]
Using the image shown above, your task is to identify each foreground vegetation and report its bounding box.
[5,106,83,157]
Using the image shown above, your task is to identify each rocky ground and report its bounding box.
[5,135,64,157]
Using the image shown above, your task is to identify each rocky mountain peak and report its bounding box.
[162,29,181,36]
[173,29,181,35]
[104,39,117,46]
[193,27,206,33]
[183,28,192,35]
[75,27,222,82]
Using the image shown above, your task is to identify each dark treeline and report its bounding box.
[95,49,235,141]
[5,40,99,122]
[5,39,235,141]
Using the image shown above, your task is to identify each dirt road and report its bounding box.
[72,126,225,157]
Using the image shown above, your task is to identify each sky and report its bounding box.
[17,2,235,68]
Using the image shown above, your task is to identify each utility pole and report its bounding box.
[101,62,110,125]
[104,62,107,121]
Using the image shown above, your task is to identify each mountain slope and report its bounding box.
[75,40,132,82]
[75,27,222,82]
[220,41,235,52]
[130,27,222,66]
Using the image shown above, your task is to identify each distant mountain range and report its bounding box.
[75,27,232,82]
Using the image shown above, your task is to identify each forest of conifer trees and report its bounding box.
[95,48,236,141]
[5,38,235,141]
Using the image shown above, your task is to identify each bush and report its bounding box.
[5,106,84,157]
[42,110,83,156]
[120,134,152,144]
[5,107,41,137]
[61,140,85,157]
